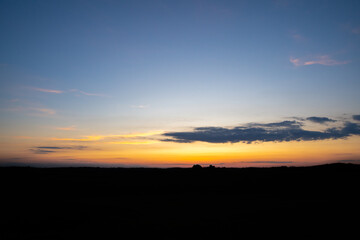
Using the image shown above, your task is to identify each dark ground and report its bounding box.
[1,163,359,239]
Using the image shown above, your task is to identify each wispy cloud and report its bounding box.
[31,87,63,94]
[12,136,35,140]
[36,146,88,150]
[69,89,109,97]
[51,131,164,144]
[5,106,56,116]
[131,105,148,109]
[291,33,305,41]
[289,57,302,66]
[78,90,108,97]
[30,145,88,154]
[117,131,164,138]
[55,125,77,131]
[290,55,350,67]
[289,30,306,42]
[30,148,56,154]
[33,108,56,115]
[8,99,20,103]
[29,87,109,97]
[51,136,104,142]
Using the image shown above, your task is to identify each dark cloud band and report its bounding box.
[162,120,360,144]
[30,145,88,154]
[36,146,88,150]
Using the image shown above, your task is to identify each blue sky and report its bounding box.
[1,0,360,166]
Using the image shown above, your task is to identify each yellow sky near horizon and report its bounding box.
[1,130,360,167]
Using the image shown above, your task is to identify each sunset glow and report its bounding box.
[1,0,360,167]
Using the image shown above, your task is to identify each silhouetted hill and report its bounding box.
[1,163,359,239]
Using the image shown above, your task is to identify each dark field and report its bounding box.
[1,163,359,239]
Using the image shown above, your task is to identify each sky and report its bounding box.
[1,0,360,167]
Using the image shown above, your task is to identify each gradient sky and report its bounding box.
[1,0,360,167]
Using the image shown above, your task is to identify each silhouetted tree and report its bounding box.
[192,164,202,169]
[207,165,215,169]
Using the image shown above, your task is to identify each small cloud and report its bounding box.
[37,146,64,150]
[12,136,35,139]
[30,149,56,154]
[131,105,148,109]
[31,87,63,94]
[290,55,350,67]
[289,57,302,66]
[32,108,56,115]
[4,106,56,116]
[36,146,88,150]
[353,115,360,121]
[78,90,108,97]
[306,117,336,124]
[55,125,77,131]
[70,89,109,97]
[289,31,306,42]
[292,34,305,41]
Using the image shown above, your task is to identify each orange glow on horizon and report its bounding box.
[2,132,360,167]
